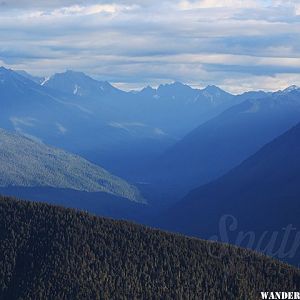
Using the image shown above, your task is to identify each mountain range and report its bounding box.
[158,122,300,265]
[146,85,300,198]
[0,196,299,299]
[0,67,261,177]
[1,66,300,266]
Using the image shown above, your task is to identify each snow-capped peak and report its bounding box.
[282,85,299,93]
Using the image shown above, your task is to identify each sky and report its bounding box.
[0,0,300,93]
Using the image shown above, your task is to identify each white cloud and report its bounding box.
[296,3,300,15]
[0,1,300,92]
[178,0,261,10]
[220,73,300,94]
[49,4,135,17]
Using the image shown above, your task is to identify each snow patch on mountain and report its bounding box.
[41,77,50,86]
[154,128,166,136]
[10,117,36,129]
[56,123,67,134]
[73,84,79,95]
[281,85,299,93]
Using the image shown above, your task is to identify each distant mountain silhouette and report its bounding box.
[136,82,242,137]
[15,70,45,84]
[0,196,299,299]
[42,70,243,139]
[149,87,300,198]
[0,67,173,175]
[43,70,120,97]
[0,67,250,177]
[159,122,300,265]
[0,66,94,147]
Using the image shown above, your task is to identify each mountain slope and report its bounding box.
[0,128,143,202]
[134,82,240,137]
[0,66,96,147]
[43,70,120,98]
[0,196,299,299]
[149,87,300,197]
[15,70,45,84]
[159,122,300,264]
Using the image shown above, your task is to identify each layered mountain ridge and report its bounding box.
[159,122,300,265]
[0,66,251,176]
[147,86,300,197]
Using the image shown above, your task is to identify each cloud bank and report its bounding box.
[1,0,300,92]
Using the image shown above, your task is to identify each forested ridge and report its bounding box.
[0,196,299,299]
[0,128,143,202]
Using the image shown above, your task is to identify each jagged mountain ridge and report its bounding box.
[147,86,300,197]
[0,67,252,176]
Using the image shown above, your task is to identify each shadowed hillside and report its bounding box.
[149,87,300,198]
[159,122,300,265]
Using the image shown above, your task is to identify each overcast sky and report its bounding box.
[0,0,300,92]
